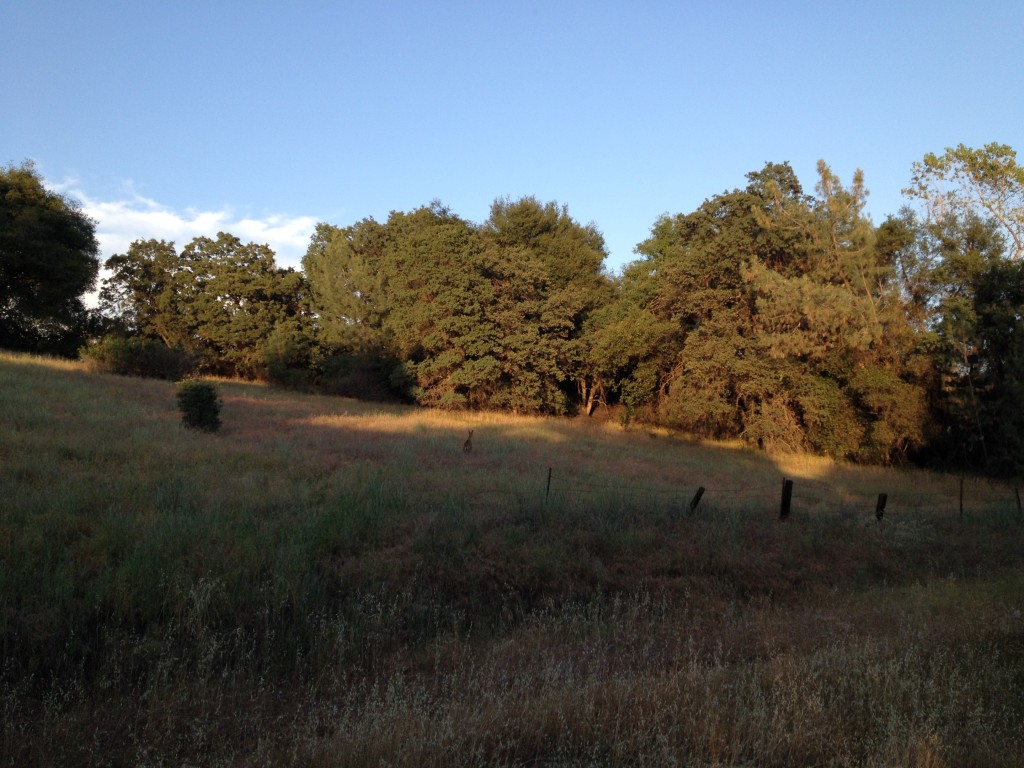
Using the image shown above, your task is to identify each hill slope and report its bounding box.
[2,353,1022,766]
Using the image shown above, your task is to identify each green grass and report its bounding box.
[1,351,1022,766]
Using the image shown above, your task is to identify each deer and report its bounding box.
[463,429,474,453]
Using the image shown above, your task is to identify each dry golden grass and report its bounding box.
[2,353,1022,766]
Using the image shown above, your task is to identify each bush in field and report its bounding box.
[81,336,194,380]
[176,380,221,432]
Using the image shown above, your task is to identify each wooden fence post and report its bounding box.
[779,479,793,521]
[545,467,552,502]
[875,493,887,521]
[960,475,964,521]
[689,486,705,513]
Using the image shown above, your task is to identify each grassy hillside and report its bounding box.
[2,352,1022,766]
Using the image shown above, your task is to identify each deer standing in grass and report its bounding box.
[463,430,474,453]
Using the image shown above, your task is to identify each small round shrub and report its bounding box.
[176,380,221,432]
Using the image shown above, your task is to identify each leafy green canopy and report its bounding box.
[302,198,612,414]
[906,142,1024,260]
[619,162,928,461]
[898,141,1024,475]
[0,161,99,355]
[100,233,308,378]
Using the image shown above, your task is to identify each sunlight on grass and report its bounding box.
[303,410,572,446]
[0,350,85,372]
[774,451,838,480]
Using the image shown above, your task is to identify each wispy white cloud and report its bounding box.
[55,180,317,271]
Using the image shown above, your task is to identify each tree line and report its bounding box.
[2,144,1022,476]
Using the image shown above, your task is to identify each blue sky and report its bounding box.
[4,1,1022,274]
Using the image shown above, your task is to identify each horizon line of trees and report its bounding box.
[3,144,1023,476]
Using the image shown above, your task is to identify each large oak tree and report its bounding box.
[302,198,612,413]
[0,161,99,354]
[100,233,306,378]
[621,162,928,461]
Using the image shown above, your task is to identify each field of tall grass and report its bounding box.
[2,351,1022,766]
